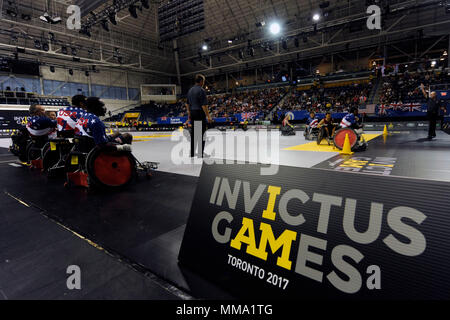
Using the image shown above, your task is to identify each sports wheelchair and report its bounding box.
[333,127,368,152]
[281,125,296,136]
[63,136,158,189]
[10,129,53,169]
[304,126,319,140]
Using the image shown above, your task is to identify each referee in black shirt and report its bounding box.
[186,74,212,158]
[421,83,446,140]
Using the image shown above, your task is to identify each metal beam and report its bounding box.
[0,18,171,61]
[181,19,450,76]
[0,42,176,77]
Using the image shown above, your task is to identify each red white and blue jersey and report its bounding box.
[75,112,108,145]
[57,107,85,132]
[307,117,319,128]
[340,113,356,128]
[26,116,57,137]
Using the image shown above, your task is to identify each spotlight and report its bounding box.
[50,66,55,73]
[42,43,49,52]
[101,19,109,31]
[282,39,288,50]
[39,12,61,24]
[269,22,281,35]
[49,32,55,41]
[85,71,90,77]
[21,14,31,21]
[256,21,266,28]
[129,5,138,18]
[202,44,208,51]
[249,48,255,57]
[431,60,437,67]
[79,26,92,38]
[444,51,448,56]
[40,12,50,23]
[71,47,78,56]
[109,12,117,25]
[69,69,73,76]
[239,50,244,59]
[51,16,62,24]
[6,5,18,18]
[118,57,124,64]
[141,0,150,9]
[34,40,41,49]
[88,49,93,57]
[228,39,233,44]
[313,13,321,22]
[61,46,68,54]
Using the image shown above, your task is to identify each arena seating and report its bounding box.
[380,70,450,104]
[0,90,71,107]
[281,81,372,113]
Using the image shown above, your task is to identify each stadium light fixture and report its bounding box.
[313,13,321,22]
[109,12,118,25]
[101,19,109,32]
[129,5,138,19]
[269,22,281,35]
[431,60,437,67]
[202,44,208,51]
[141,0,150,9]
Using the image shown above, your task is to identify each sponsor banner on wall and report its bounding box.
[0,110,29,130]
[179,163,450,300]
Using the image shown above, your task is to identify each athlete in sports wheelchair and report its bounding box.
[9,104,58,169]
[303,111,320,140]
[333,108,368,152]
[281,113,296,136]
[63,97,158,189]
[316,112,338,146]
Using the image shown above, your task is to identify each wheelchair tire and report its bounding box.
[317,129,324,145]
[86,147,136,189]
[42,143,59,173]
[333,128,358,150]
[26,142,41,163]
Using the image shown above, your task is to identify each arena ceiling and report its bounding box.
[0,0,449,81]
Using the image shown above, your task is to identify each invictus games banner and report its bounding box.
[0,110,28,137]
[178,163,450,299]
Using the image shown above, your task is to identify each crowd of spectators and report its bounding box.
[207,87,287,119]
[281,81,372,113]
[380,70,450,104]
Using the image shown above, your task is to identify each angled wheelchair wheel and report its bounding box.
[43,142,64,173]
[317,129,324,145]
[334,128,358,150]
[86,147,136,189]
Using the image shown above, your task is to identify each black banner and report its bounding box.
[179,163,450,300]
[0,110,28,136]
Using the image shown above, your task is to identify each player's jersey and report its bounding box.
[75,112,108,145]
[307,117,319,128]
[57,107,85,132]
[340,113,356,128]
[26,116,57,137]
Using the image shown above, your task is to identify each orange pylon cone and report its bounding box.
[383,125,388,136]
[340,133,354,155]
